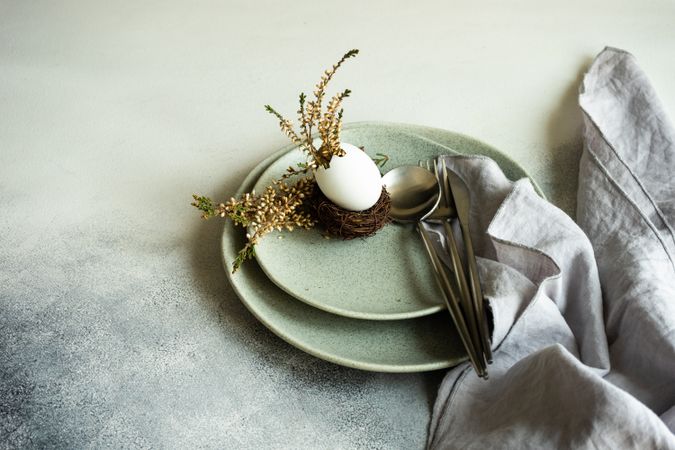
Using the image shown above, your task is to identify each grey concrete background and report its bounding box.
[1,1,674,448]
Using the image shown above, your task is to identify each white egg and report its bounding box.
[314,142,383,211]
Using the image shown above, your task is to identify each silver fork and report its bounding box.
[419,159,488,378]
[442,160,493,366]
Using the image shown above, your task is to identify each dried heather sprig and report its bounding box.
[265,49,359,169]
[192,175,316,272]
[193,49,361,272]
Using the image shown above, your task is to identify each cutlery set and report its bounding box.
[383,157,492,378]
[420,157,492,378]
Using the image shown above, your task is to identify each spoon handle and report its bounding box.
[418,223,487,378]
[442,220,486,368]
[445,169,493,365]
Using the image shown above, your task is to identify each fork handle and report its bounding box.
[442,221,487,369]
[418,224,487,378]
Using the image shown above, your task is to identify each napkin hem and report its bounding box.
[581,113,675,271]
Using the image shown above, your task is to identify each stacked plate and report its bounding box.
[222,122,541,372]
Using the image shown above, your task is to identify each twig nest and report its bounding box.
[312,186,391,239]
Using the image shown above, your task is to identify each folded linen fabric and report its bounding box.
[427,48,675,449]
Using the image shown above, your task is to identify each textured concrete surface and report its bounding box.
[2,1,674,448]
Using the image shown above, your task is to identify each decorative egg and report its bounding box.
[314,142,383,211]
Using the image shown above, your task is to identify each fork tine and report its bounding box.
[418,159,434,172]
[441,161,451,206]
[436,159,449,208]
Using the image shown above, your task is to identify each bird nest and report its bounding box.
[312,186,391,239]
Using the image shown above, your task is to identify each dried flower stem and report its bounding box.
[192,175,316,272]
[194,49,361,272]
[265,49,359,168]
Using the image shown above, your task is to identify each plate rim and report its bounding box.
[248,122,545,321]
[221,146,460,372]
[221,121,540,372]
[251,147,446,321]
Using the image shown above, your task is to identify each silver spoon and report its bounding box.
[383,166,486,378]
[384,165,440,223]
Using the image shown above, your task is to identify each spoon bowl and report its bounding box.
[382,166,441,222]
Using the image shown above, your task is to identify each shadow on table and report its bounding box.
[543,56,594,219]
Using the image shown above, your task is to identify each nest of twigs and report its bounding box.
[312,186,391,239]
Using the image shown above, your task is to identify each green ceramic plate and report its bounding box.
[251,124,542,320]
[222,122,541,372]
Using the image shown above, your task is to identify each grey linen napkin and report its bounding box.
[427,47,675,449]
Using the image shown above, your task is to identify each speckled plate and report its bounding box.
[251,124,542,320]
[222,122,541,372]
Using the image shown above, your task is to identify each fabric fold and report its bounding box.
[577,47,675,421]
[428,47,675,449]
